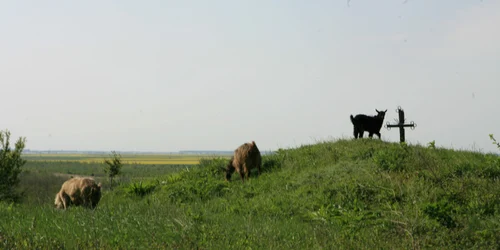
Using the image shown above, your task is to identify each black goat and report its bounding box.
[350,109,387,139]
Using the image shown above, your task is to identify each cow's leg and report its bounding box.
[239,172,245,182]
[237,166,245,183]
[61,193,71,209]
[63,194,69,209]
[243,164,250,181]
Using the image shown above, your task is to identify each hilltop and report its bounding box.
[1,139,499,249]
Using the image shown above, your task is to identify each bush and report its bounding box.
[0,130,27,202]
[104,151,123,189]
[423,199,458,229]
[126,181,158,197]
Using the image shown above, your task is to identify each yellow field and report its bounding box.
[23,153,229,165]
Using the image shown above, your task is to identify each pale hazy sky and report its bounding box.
[1,1,499,152]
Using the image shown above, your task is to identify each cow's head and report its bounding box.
[90,183,102,209]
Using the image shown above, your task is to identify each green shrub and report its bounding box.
[0,130,27,202]
[126,181,158,197]
[103,151,123,189]
[423,199,457,229]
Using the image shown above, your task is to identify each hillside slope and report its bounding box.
[1,139,499,249]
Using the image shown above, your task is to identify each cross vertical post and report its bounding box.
[386,106,416,143]
[398,108,405,143]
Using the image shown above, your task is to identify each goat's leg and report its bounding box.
[359,130,364,138]
[353,127,358,139]
[368,132,374,138]
[375,132,381,139]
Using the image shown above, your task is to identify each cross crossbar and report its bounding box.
[387,124,415,128]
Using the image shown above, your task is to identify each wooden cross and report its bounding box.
[386,106,416,143]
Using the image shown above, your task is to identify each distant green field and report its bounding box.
[23,153,229,165]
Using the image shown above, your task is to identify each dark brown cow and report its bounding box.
[225,141,262,182]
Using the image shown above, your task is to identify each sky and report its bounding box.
[1,0,499,153]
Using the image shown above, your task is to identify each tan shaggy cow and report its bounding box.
[225,141,262,182]
[54,177,102,209]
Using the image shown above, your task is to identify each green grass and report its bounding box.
[1,139,499,249]
[23,160,192,178]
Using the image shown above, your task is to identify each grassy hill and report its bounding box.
[1,139,499,249]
